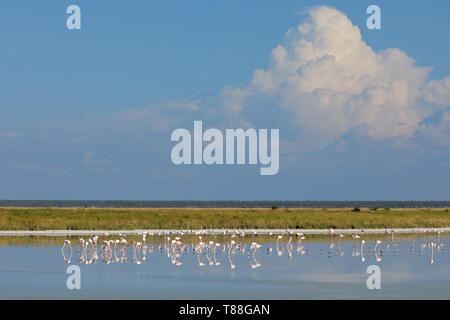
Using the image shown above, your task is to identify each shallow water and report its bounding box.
[0,234,449,299]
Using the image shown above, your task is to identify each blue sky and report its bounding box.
[1,1,449,200]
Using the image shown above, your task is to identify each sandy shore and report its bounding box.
[0,227,449,236]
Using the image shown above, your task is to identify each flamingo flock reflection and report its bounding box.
[61,229,447,268]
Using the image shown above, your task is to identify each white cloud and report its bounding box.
[0,132,21,138]
[82,151,110,167]
[83,151,95,165]
[29,6,450,153]
[220,6,450,150]
[422,77,450,106]
[418,110,450,147]
[105,99,200,132]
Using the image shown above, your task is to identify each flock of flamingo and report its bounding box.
[61,228,446,267]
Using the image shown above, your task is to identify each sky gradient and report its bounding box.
[1,1,449,200]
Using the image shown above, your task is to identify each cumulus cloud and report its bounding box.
[418,110,450,147]
[32,6,449,153]
[422,77,450,106]
[220,6,450,150]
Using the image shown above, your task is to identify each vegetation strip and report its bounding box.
[0,207,449,231]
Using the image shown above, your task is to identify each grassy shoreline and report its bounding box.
[0,207,449,231]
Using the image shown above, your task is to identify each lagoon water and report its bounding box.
[0,234,449,299]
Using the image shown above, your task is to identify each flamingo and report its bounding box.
[287,237,292,248]
[276,235,283,245]
[214,243,221,266]
[360,240,366,262]
[62,240,72,263]
[375,240,383,262]
[286,238,293,259]
[374,240,382,254]
[229,255,236,269]
[249,243,262,269]
[430,242,436,264]
[351,234,360,249]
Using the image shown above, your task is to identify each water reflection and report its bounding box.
[61,231,447,269]
[61,240,72,263]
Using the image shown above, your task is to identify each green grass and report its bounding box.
[0,207,449,230]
